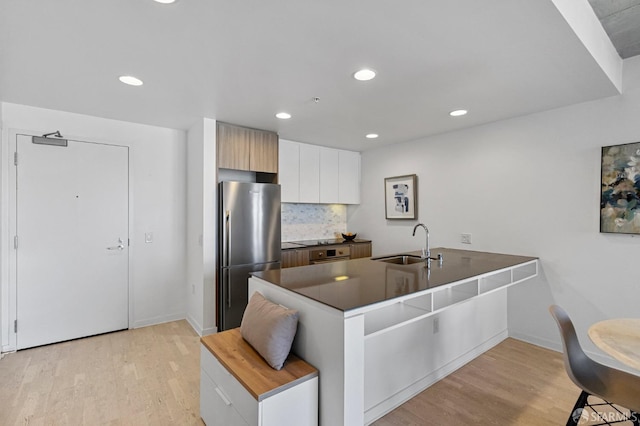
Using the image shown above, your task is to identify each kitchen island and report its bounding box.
[250,248,538,426]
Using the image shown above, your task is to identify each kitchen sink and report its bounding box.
[373,254,426,265]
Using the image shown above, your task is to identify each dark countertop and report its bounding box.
[281,238,371,250]
[253,248,537,311]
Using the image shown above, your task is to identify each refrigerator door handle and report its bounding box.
[224,210,230,268]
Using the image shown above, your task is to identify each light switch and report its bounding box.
[145,232,153,243]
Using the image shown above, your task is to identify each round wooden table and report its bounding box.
[588,319,640,371]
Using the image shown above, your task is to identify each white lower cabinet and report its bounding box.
[200,334,318,426]
[201,368,250,426]
[201,346,257,425]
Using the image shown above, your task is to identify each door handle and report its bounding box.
[107,238,125,251]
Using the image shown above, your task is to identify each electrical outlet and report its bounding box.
[461,233,472,244]
[433,317,439,334]
[145,232,153,243]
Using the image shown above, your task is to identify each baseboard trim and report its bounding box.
[184,315,217,337]
[508,330,561,352]
[202,325,217,336]
[509,330,640,377]
[185,315,203,336]
[132,312,185,329]
[1,345,16,355]
[364,329,508,425]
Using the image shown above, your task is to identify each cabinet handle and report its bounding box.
[215,387,232,406]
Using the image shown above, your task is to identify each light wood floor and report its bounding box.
[0,322,629,425]
[373,338,635,426]
[0,320,203,425]
[373,337,577,425]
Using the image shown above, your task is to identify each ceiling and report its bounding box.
[0,0,629,151]
[589,0,640,58]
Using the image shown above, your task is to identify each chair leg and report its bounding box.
[566,391,590,426]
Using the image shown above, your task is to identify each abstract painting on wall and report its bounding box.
[601,142,640,234]
[385,174,417,220]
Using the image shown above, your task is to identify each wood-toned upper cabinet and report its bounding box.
[217,122,251,170]
[250,130,278,173]
[217,122,278,173]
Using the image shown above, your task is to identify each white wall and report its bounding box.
[186,118,217,336]
[0,103,187,350]
[349,55,640,365]
[0,104,3,351]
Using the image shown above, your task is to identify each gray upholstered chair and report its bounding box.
[549,305,640,426]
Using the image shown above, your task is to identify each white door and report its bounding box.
[15,134,129,350]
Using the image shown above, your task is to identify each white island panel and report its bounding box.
[249,278,364,426]
[364,290,507,422]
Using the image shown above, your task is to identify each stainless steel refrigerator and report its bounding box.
[218,181,281,331]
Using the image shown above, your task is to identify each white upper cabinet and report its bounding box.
[319,147,340,203]
[278,139,300,203]
[299,144,320,203]
[279,139,361,204]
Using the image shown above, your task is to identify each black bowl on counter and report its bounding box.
[342,233,357,241]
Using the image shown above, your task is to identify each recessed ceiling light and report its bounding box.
[449,109,468,117]
[119,75,143,86]
[154,0,176,3]
[276,112,291,119]
[366,133,379,139]
[354,69,376,81]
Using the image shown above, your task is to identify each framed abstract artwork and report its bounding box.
[601,142,640,234]
[385,174,417,220]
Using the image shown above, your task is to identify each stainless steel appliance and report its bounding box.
[309,246,351,264]
[218,181,281,331]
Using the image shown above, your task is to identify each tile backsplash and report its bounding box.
[281,203,347,241]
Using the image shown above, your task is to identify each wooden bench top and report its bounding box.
[201,328,318,401]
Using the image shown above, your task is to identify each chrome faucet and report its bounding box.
[412,223,430,260]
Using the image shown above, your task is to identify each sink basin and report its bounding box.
[373,254,426,265]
